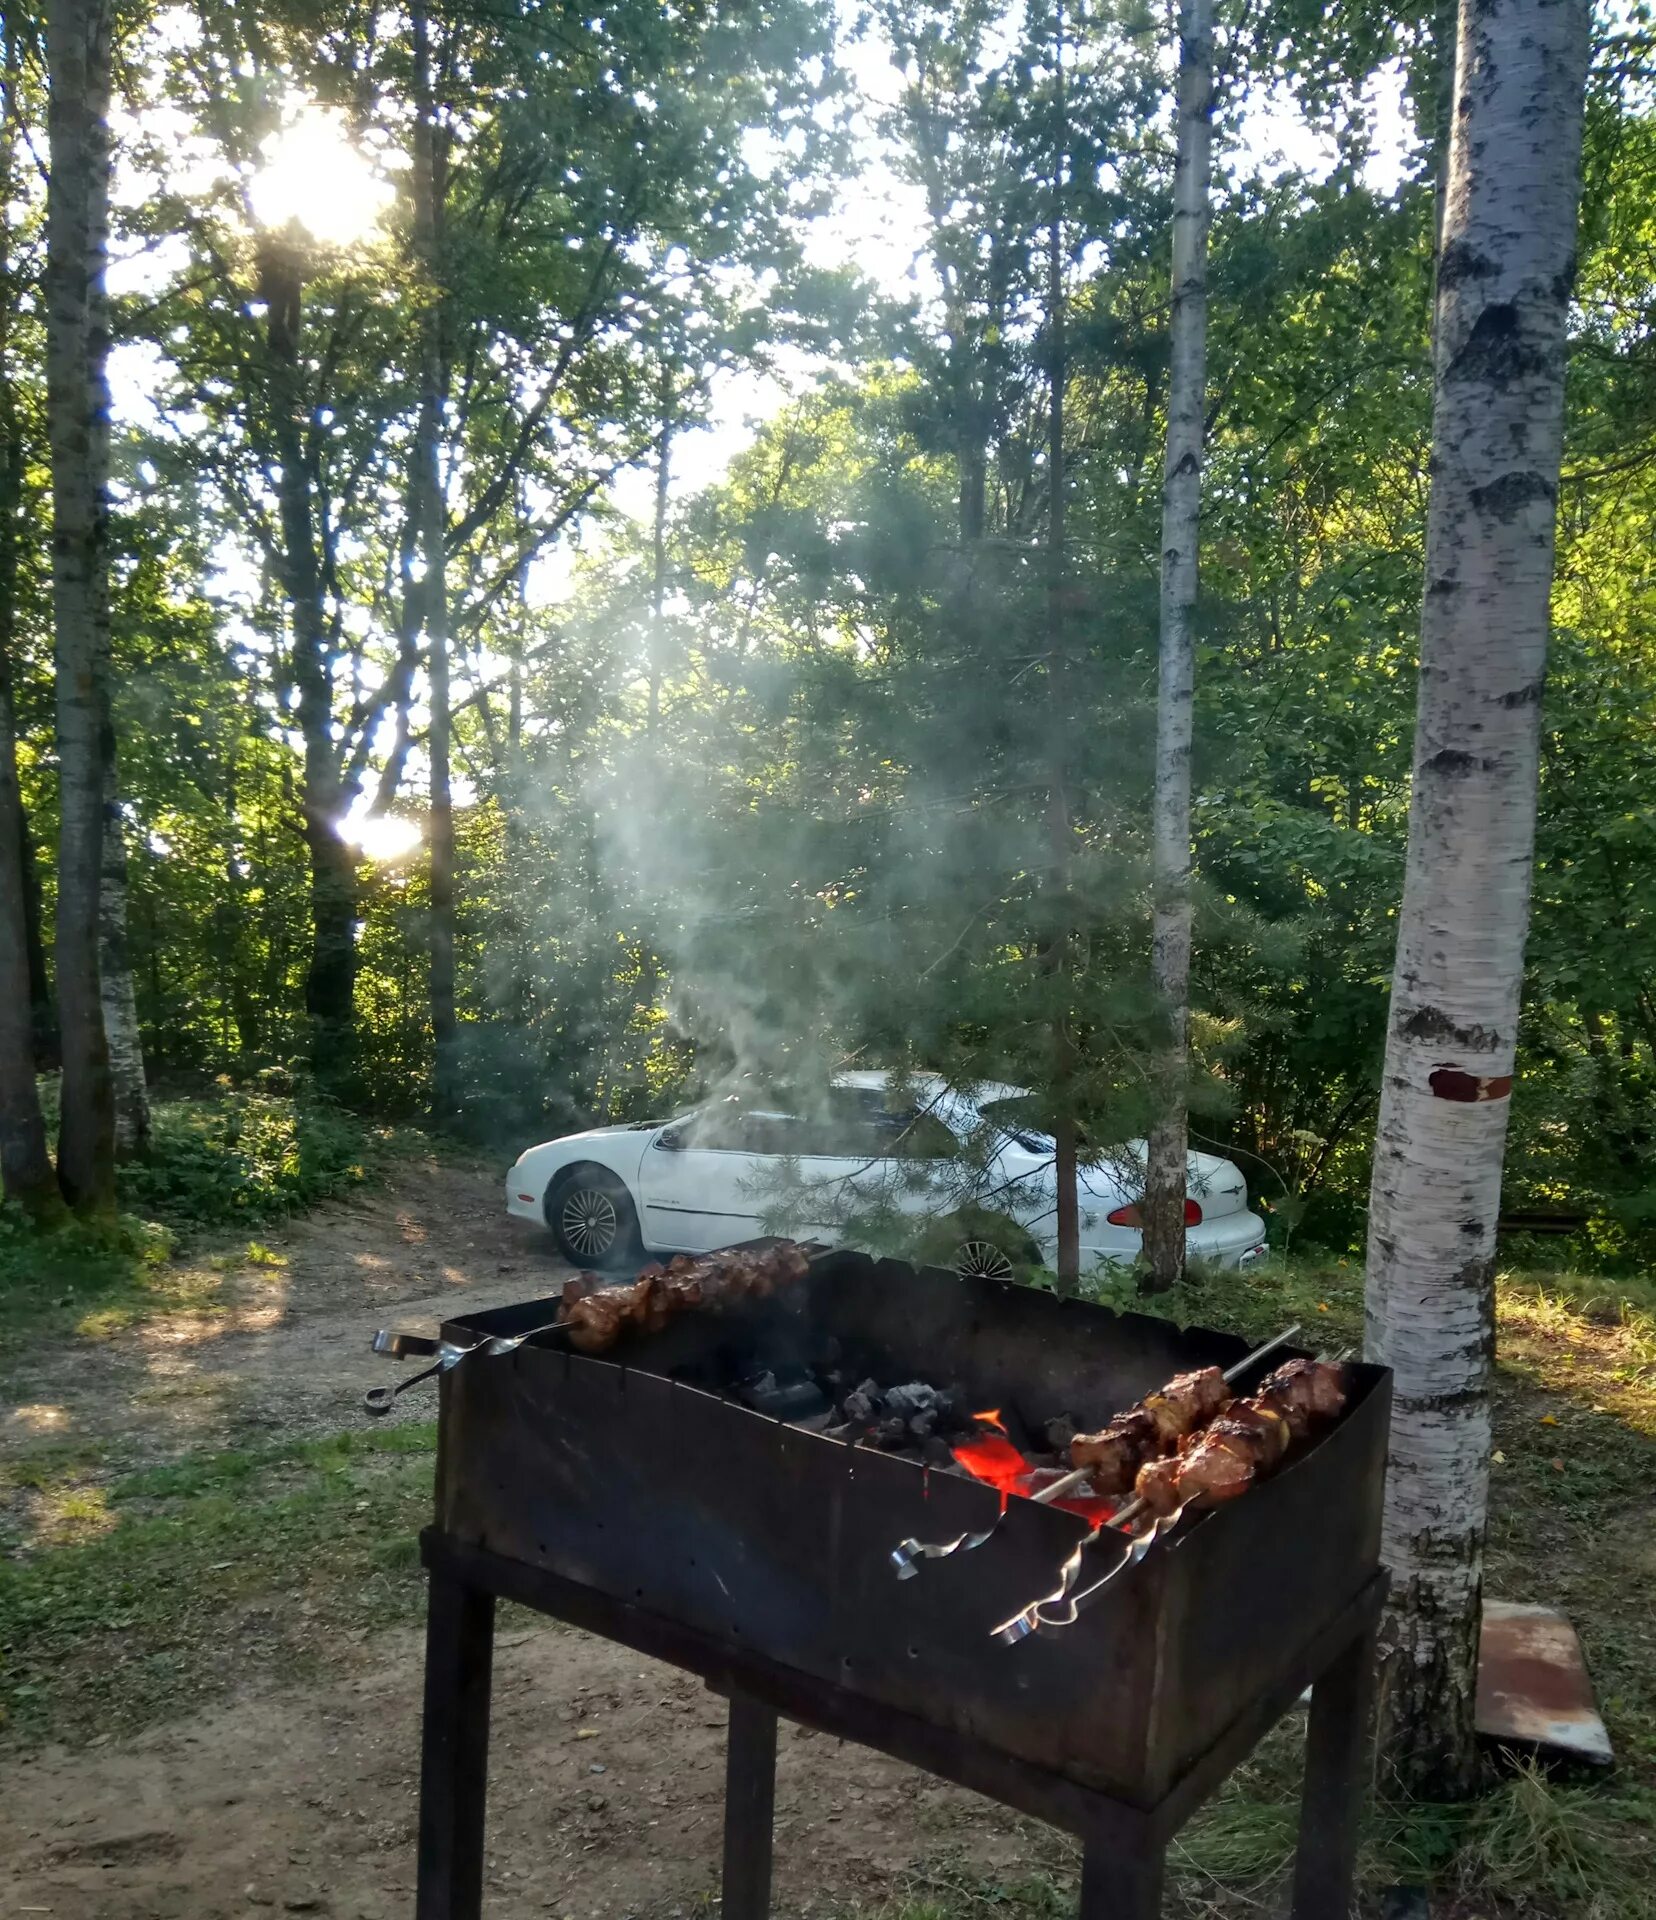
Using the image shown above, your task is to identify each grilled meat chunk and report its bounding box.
[558,1241,811,1353]
[1130,1361,1349,1517]
[563,1289,629,1353]
[1258,1357,1348,1433]
[1069,1366,1231,1493]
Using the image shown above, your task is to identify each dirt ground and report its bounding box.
[2,1151,569,1483]
[0,1615,1057,1920]
[0,1156,1065,1920]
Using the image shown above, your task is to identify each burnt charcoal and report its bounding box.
[841,1388,876,1425]
[883,1382,940,1419]
[737,1370,831,1421]
[1045,1413,1079,1452]
[921,1435,956,1467]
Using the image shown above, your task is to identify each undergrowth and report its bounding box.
[120,1086,374,1229]
[0,1086,388,1352]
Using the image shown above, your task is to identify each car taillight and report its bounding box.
[1106,1200,1203,1228]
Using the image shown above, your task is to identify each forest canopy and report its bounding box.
[2,0,1652,1261]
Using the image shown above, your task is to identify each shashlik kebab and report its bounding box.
[557,1241,811,1354]
[1065,1364,1233,1495]
[1130,1356,1350,1518]
[988,1354,1353,1644]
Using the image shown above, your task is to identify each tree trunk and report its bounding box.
[413,2,458,1127]
[0,44,60,1219]
[99,764,150,1156]
[46,0,116,1213]
[261,242,357,1089]
[0,561,56,1215]
[1364,0,1588,1799]
[0,672,55,1217]
[1142,0,1214,1293]
[21,807,56,1069]
[1045,5,1079,1294]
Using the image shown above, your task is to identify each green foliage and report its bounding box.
[117,1089,371,1232]
[0,1089,379,1355]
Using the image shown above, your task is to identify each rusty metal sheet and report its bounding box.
[1477,1600,1612,1765]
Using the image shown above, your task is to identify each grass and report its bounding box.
[2,1202,1652,1919]
[0,1423,438,1745]
[0,1086,398,1358]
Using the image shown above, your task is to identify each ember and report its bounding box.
[951,1410,1116,1525]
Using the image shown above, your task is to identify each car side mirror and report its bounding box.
[657,1125,685,1152]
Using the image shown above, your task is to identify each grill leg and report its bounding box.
[1292,1618,1379,1920]
[1080,1835,1163,1920]
[416,1571,497,1920]
[721,1692,778,1920]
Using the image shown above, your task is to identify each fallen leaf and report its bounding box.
[575,1728,599,1739]
[1551,1457,1565,1473]
[1538,1414,1559,1427]
[1491,1450,1507,1465]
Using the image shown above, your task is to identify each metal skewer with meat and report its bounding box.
[991,1355,1352,1645]
[557,1241,811,1354]
[1131,1357,1349,1516]
[889,1325,1300,1577]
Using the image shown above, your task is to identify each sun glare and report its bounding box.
[341,812,424,862]
[249,105,393,250]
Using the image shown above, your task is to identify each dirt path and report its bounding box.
[0,1160,1075,1920]
[3,1150,570,1487]
[0,1612,1061,1920]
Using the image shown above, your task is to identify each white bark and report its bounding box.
[99,769,150,1157]
[1364,0,1589,1797]
[1143,0,1212,1291]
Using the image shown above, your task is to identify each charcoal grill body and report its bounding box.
[414,1250,1389,1920]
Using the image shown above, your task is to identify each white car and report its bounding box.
[505,1071,1268,1280]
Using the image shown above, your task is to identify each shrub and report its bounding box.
[118,1090,370,1232]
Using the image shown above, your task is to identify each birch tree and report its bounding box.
[1142,0,1213,1292]
[99,767,151,1156]
[1364,0,1589,1797]
[46,0,117,1213]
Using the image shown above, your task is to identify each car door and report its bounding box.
[634,1103,768,1252]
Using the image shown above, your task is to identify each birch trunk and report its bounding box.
[412,2,457,1126]
[46,0,116,1213]
[1364,0,1589,1798]
[1141,0,1214,1294]
[99,765,150,1157]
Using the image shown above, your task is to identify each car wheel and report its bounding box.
[952,1239,1018,1283]
[547,1167,640,1270]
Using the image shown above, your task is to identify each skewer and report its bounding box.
[992,1338,1346,1645]
[889,1323,1302,1578]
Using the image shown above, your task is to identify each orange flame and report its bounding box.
[951,1411,1114,1530]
